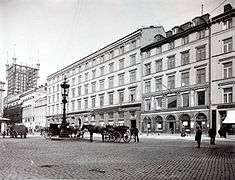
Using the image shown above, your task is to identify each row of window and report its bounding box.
[144,30,206,59]
[144,46,206,76]
[48,70,137,101]
[48,54,137,93]
[144,68,206,93]
[144,90,206,111]
[48,40,137,85]
[48,89,136,115]
[145,87,233,111]
[144,22,232,59]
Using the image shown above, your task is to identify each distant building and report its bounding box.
[5,58,40,96]
[35,95,47,129]
[21,84,47,132]
[4,58,40,124]
[46,27,165,129]
[3,93,22,124]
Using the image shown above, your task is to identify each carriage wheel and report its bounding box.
[43,132,51,139]
[103,133,110,142]
[113,131,121,143]
[123,131,131,143]
[109,132,116,142]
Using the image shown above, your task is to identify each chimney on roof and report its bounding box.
[224,4,232,13]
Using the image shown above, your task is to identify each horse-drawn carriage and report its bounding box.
[42,124,81,139]
[81,125,132,143]
[103,125,131,143]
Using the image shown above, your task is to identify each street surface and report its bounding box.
[0,134,234,180]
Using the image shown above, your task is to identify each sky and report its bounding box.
[0,0,234,86]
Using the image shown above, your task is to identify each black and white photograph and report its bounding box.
[0,0,234,179]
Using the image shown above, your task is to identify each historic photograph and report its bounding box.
[0,0,234,179]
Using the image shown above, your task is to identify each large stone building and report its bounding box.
[47,4,234,135]
[140,4,235,134]
[141,14,210,134]
[46,27,165,129]
[211,4,235,134]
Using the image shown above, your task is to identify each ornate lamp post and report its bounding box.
[59,77,70,138]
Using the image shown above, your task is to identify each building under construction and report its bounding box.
[5,58,40,96]
[4,58,40,124]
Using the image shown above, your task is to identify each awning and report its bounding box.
[0,117,11,122]
[223,110,235,124]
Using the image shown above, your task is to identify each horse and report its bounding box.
[68,125,81,138]
[81,124,107,142]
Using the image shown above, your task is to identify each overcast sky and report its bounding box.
[0,0,234,86]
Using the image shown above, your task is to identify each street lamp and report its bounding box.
[59,76,70,138]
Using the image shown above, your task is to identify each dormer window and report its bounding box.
[172,28,178,35]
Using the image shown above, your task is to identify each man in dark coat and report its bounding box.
[133,127,139,142]
[208,128,216,145]
[195,127,202,148]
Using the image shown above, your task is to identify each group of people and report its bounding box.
[195,127,217,148]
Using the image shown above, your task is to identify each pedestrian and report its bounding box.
[195,127,202,148]
[181,125,186,137]
[2,131,6,138]
[134,127,139,142]
[208,128,216,145]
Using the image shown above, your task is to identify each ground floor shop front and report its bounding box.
[214,103,235,135]
[141,109,209,134]
[46,104,142,131]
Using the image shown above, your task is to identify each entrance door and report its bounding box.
[131,120,136,128]
[196,121,202,128]
[169,122,174,134]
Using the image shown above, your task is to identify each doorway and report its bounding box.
[169,122,174,134]
[131,120,136,128]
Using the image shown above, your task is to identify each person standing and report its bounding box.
[134,127,139,142]
[195,127,202,148]
[2,131,6,138]
[208,128,216,145]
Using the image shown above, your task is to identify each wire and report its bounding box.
[210,0,227,14]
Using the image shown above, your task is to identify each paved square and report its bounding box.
[0,135,234,179]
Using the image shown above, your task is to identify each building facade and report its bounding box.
[21,85,47,133]
[5,58,40,96]
[46,27,165,129]
[140,4,235,134]
[211,4,235,134]
[3,93,22,124]
[35,95,47,129]
[141,14,210,134]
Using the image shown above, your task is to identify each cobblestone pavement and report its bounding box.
[0,135,234,180]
